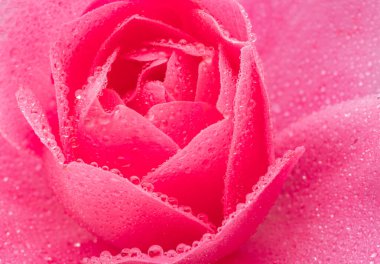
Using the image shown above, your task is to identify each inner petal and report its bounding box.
[145,101,223,148]
[76,101,179,178]
[164,50,200,101]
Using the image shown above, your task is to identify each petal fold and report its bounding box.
[45,152,214,250]
[223,45,273,215]
[222,95,380,263]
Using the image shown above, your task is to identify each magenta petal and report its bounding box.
[16,88,64,163]
[222,95,380,263]
[223,45,273,215]
[0,0,91,149]
[241,0,380,130]
[216,45,238,117]
[51,1,133,123]
[76,103,179,178]
[195,52,220,105]
[146,101,223,148]
[126,81,167,115]
[195,0,251,42]
[0,134,104,264]
[93,14,194,67]
[45,152,213,250]
[143,119,233,224]
[164,51,200,101]
[97,148,303,264]
[98,89,125,112]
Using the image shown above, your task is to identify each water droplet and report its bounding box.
[168,197,178,207]
[176,243,191,253]
[129,247,142,257]
[147,245,163,257]
[201,233,215,242]
[179,206,192,214]
[197,213,209,222]
[141,182,154,192]
[129,176,140,185]
[165,249,178,257]
[73,242,81,248]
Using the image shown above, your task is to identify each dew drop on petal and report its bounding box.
[147,245,163,257]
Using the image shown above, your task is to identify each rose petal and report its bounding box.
[223,45,273,215]
[240,0,380,130]
[76,102,179,178]
[126,59,168,114]
[0,0,91,149]
[16,88,65,163]
[195,52,220,105]
[164,51,200,101]
[145,101,223,148]
[93,148,303,264]
[93,14,195,67]
[98,89,125,112]
[126,81,167,115]
[216,45,239,117]
[0,134,105,264]
[51,1,134,130]
[221,95,380,263]
[195,0,252,42]
[143,119,232,224]
[45,152,214,250]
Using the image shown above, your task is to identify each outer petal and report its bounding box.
[143,119,233,224]
[0,0,91,148]
[44,152,214,251]
[223,45,273,215]
[0,135,105,264]
[87,148,303,264]
[221,95,380,263]
[76,102,179,178]
[240,0,380,130]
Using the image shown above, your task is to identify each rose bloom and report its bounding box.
[0,0,379,263]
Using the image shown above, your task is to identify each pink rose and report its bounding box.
[0,0,379,264]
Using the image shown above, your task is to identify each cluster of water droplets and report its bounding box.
[80,153,282,264]
[16,88,65,163]
[75,158,214,227]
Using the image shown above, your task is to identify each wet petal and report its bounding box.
[240,0,380,130]
[164,51,200,101]
[195,52,220,105]
[223,45,273,215]
[222,95,380,263]
[0,134,105,264]
[45,152,214,250]
[76,102,179,178]
[143,119,232,224]
[93,148,303,264]
[0,0,91,149]
[146,101,223,148]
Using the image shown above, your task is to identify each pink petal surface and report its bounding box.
[44,151,213,251]
[50,2,135,135]
[0,134,106,264]
[143,119,233,224]
[87,148,303,264]
[0,0,92,149]
[216,46,238,117]
[164,51,200,101]
[146,101,223,148]
[195,52,220,105]
[221,95,380,263]
[76,102,179,178]
[223,45,273,215]
[240,0,380,130]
